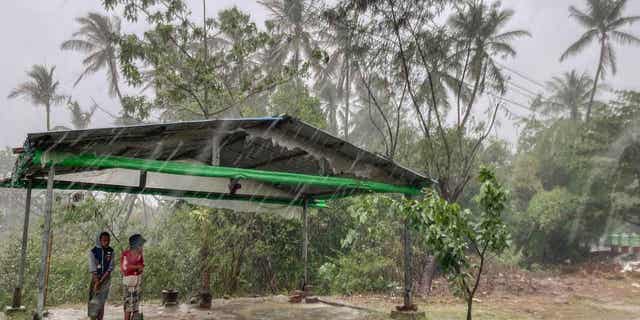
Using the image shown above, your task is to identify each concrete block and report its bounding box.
[390,310,427,320]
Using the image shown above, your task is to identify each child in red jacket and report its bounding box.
[121,234,145,320]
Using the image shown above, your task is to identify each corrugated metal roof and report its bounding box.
[13,115,430,200]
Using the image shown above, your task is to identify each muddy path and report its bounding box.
[43,296,379,320]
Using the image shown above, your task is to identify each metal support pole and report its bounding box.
[36,167,55,319]
[302,198,309,290]
[11,181,32,309]
[403,220,413,308]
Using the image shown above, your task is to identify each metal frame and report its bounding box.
[36,166,55,319]
[8,181,31,311]
[302,198,309,290]
[4,117,431,315]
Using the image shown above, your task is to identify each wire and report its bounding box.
[89,97,120,120]
[495,62,547,90]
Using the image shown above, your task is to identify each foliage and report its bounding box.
[7,64,67,131]
[560,0,640,121]
[513,188,583,264]
[102,1,294,121]
[269,82,326,128]
[318,250,396,295]
[61,13,123,101]
[543,70,595,121]
[401,167,509,320]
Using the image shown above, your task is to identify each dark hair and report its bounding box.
[129,234,146,248]
[99,231,110,240]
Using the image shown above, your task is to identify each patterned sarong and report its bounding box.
[123,275,142,314]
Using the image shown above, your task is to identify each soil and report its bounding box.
[40,296,377,320]
[4,255,640,320]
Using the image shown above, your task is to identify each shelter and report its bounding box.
[1,116,431,319]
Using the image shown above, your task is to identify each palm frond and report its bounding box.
[8,64,65,108]
[61,39,95,52]
[610,30,640,45]
[569,6,596,28]
[607,0,629,22]
[560,29,598,61]
[492,30,531,42]
[607,15,640,29]
[489,41,517,57]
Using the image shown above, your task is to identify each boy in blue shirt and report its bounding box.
[88,231,114,320]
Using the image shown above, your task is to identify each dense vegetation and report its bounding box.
[1,0,639,319]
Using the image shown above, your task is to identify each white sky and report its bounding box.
[0,0,639,149]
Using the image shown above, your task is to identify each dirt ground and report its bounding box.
[334,255,640,320]
[22,297,376,320]
[4,256,640,320]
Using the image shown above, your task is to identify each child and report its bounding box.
[88,231,114,320]
[121,234,146,320]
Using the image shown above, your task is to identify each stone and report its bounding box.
[305,296,320,304]
[4,306,26,314]
[390,310,427,320]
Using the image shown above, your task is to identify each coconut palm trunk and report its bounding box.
[344,51,351,140]
[109,53,124,104]
[586,38,606,122]
[45,103,51,131]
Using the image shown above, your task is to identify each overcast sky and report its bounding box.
[1,0,639,150]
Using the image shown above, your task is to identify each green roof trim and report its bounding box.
[1,179,327,208]
[31,150,422,196]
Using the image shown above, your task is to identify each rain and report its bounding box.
[1,1,640,320]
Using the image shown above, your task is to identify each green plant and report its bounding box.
[401,167,509,320]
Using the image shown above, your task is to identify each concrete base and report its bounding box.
[4,306,26,315]
[390,310,426,320]
[304,296,319,304]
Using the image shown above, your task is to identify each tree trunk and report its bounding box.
[46,103,51,131]
[420,255,438,295]
[586,41,606,123]
[571,105,579,121]
[466,298,473,320]
[199,211,212,308]
[461,61,485,130]
[107,52,124,107]
[344,50,351,140]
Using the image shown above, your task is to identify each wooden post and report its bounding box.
[198,134,222,308]
[9,181,32,310]
[36,167,55,319]
[302,198,309,290]
[403,220,413,308]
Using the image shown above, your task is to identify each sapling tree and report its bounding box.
[401,167,509,320]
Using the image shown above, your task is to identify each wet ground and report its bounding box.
[44,296,380,320]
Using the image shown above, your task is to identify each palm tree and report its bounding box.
[61,13,123,102]
[319,8,360,139]
[449,1,530,126]
[544,70,595,121]
[560,0,640,122]
[259,0,319,77]
[8,65,66,131]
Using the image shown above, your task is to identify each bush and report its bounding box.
[318,250,397,295]
[513,188,590,264]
